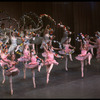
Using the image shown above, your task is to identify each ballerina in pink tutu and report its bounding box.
[1,54,20,95]
[18,44,30,62]
[25,44,44,88]
[17,44,30,79]
[42,43,63,84]
[59,38,75,61]
[59,38,75,71]
[0,47,10,84]
[75,40,92,77]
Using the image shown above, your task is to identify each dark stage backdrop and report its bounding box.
[0,1,100,52]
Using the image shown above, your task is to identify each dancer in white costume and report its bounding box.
[8,32,17,54]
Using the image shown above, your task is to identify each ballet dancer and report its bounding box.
[7,31,18,54]
[42,43,63,84]
[1,54,20,95]
[59,37,75,71]
[25,44,44,88]
[0,47,10,84]
[75,40,92,77]
[17,44,30,79]
[40,24,52,49]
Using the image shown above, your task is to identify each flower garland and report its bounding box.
[39,14,56,32]
[53,40,62,49]
[76,33,86,44]
[14,30,24,55]
[39,14,56,25]
[57,23,71,34]
[49,28,55,40]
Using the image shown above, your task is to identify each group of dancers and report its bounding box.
[0,13,100,95]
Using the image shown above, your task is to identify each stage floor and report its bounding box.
[0,54,100,99]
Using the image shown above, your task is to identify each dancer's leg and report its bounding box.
[46,64,53,84]
[91,48,94,55]
[69,54,73,61]
[65,56,68,71]
[88,54,92,65]
[32,69,36,88]
[9,76,13,95]
[23,62,26,79]
[2,67,5,84]
[81,61,84,77]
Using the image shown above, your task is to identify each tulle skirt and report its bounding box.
[42,52,47,58]
[18,56,30,62]
[0,60,10,67]
[59,49,74,55]
[45,59,59,66]
[5,67,20,77]
[25,62,39,69]
[75,52,91,61]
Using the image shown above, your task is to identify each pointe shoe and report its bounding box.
[34,85,36,88]
[38,66,41,72]
[2,80,5,84]
[70,59,73,61]
[11,90,13,95]
[24,76,26,79]
[65,67,68,71]
[88,62,91,65]
[38,69,40,72]
[46,79,49,84]
[82,73,84,78]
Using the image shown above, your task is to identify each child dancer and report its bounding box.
[59,38,75,71]
[0,47,10,84]
[42,42,63,84]
[7,31,18,54]
[17,44,30,79]
[1,54,20,95]
[75,40,92,77]
[25,44,44,88]
[40,24,51,49]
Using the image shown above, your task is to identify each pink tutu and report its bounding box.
[43,52,59,66]
[18,56,30,62]
[42,52,47,58]
[65,49,72,53]
[29,62,39,65]
[5,67,20,77]
[25,63,39,69]
[0,60,9,67]
[45,59,59,66]
[75,52,91,61]
[58,50,65,55]
[59,49,74,55]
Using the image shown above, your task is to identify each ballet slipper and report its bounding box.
[11,90,13,95]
